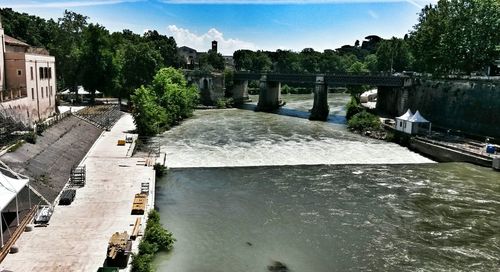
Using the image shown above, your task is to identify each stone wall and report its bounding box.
[377,79,500,138]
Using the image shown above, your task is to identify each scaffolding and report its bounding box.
[70,165,86,187]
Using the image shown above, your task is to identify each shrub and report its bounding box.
[347,111,381,132]
[131,253,154,272]
[153,163,167,178]
[25,132,37,144]
[345,96,362,120]
[131,210,175,272]
[215,98,234,109]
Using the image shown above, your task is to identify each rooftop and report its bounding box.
[4,35,29,47]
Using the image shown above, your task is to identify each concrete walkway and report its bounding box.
[1,114,155,272]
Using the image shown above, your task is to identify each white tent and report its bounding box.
[0,161,30,247]
[395,109,413,134]
[395,109,432,135]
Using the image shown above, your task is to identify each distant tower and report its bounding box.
[211,40,218,53]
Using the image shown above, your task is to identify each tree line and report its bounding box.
[232,0,499,76]
[0,8,182,102]
[2,0,498,103]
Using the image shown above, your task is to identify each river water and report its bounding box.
[154,94,500,271]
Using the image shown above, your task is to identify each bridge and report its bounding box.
[231,72,412,121]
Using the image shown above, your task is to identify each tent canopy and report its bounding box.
[0,167,28,212]
[59,86,99,95]
[396,109,413,121]
[409,110,430,123]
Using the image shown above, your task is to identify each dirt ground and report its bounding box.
[1,116,103,203]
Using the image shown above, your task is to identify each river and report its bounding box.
[154,94,500,271]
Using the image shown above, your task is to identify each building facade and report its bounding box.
[0,19,56,127]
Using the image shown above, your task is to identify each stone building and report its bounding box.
[0,19,56,127]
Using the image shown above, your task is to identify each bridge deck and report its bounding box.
[233,72,410,87]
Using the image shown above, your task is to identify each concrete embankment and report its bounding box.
[1,115,103,203]
[0,114,156,271]
[377,79,500,139]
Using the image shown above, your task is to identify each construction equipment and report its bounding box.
[131,193,148,215]
[117,139,126,146]
[106,231,132,268]
[70,165,86,187]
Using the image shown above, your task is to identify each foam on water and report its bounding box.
[161,104,433,168]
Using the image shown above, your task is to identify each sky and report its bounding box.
[0,0,437,55]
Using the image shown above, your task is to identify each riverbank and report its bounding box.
[0,114,157,271]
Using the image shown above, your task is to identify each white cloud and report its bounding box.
[167,25,257,55]
[0,0,143,8]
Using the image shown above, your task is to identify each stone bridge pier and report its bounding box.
[232,79,249,104]
[309,76,329,121]
[256,76,281,112]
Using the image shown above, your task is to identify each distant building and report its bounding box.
[223,55,234,70]
[178,46,198,69]
[0,19,56,126]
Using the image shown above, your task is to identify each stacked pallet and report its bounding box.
[106,232,132,268]
[131,193,148,215]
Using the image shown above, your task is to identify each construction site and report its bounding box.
[0,105,161,271]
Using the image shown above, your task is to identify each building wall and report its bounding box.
[0,27,5,90]
[4,52,27,90]
[1,53,56,125]
[377,79,500,138]
[25,54,57,121]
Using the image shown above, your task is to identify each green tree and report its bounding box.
[122,42,163,97]
[199,50,225,71]
[81,24,117,103]
[130,86,167,136]
[376,37,413,72]
[410,0,500,74]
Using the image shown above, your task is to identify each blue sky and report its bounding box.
[0,0,437,55]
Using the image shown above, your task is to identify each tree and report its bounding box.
[122,42,163,97]
[376,37,413,73]
[130,86,167,136]
[50,10,88,100]
[144,30,180,68]
[410,0,500,74]
[199,50,225,71]
[81,24,117,103]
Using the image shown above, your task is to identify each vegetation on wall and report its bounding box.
[130,67,198,136]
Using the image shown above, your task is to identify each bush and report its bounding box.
[345,96,362,120]
[131,210,175,272]
[153,163,167,178]
[131,253,154,272]
[24,132,37,144]
[347,111,381,132]
[215,98,234,109]
[131,68,199,136]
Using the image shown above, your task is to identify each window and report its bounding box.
[41,87,44,98]
[17,69,22,76]
[46,88,48,97]
[30,67,34,80]
[50,86,53,96]
[39,67,44,79]
[44,67,48,79]
[31,88,34,100]
[48,68,52,79]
